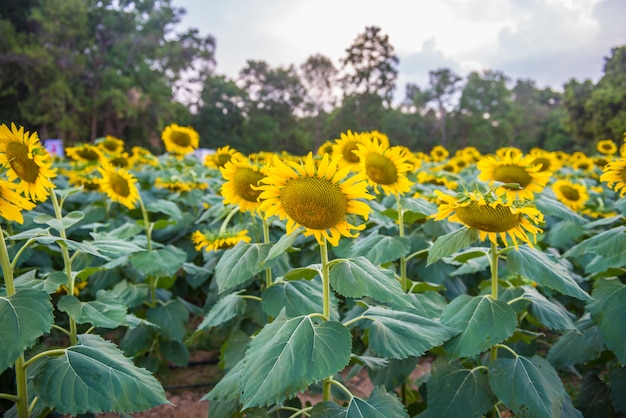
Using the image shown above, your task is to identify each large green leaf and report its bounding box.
[262,278,336,319]
[146,199,183,220]
[146,299,189,341]
[428,359,496,418]
[197,293,247,331]
[0,289,54,373]
[34,210,85,232]
[507,245,590,301]
[489,355,566,418]
[547,316,605,369]
[203,359,244,402]
[441,295,517,359]
[610,367,626,415]
[129,245,186,277]
[215,242,273,293]
[534,195,586,224]
[33,334,169,414]
[588,278,626,365]
[329,257,412,308]
[347,233,411,264]
[310,387,408,417]
[522,287,577,331]
[58,290,127,329]
[577,373,619,418]
[240,312,352,409]
[261,227,302,266]
[427,227,479,266]
[565,226,626,258]
[89,238,144,258]
[361,307,459,359]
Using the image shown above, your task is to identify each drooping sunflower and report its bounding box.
[477,150,551,200]
[191,229,251,252]
[431,189,544,249]
[220,157,266,213]
[256,152,373,246]
[600,158,626,197]
[552,179,589,212]
[161,123,199,156]
[332,130,367,171]
[97,162,140,209]
[353,140,414,196]
[0,123,57,202]
[65,143,105,164]
[203,145,245,169]
[597,139,617,156]
[0,179,36,224]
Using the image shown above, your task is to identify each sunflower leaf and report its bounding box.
[587,278,626,365]
[146,299,189,342]
[347,233,411,264]
[507,245,590,300]
[129,245,186,277]
[522,286,577,331]
[564,226,626,258]
[33,334,170,415]
[215,242,274,293]
[309,387,408,418]
[0,289,54,373]
[262,278,337,319]
[535,195,586,224]
[57,290,128,329]
[240,312,352,409]
[146,199,182,220]
[197,293,247,331]
[547,316,605,369]
[34,210,85,232]
[441,294,517,359]
[427,227,479,266]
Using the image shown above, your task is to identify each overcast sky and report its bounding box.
[172,0,625,100]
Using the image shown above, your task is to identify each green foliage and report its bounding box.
[310,387,408,417]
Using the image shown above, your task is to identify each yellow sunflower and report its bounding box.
[552,179,589,212]
[67,169,101,191]
[0,179,36,224]
[256,152,373,246]
[529,148,562,173]
[600,158,626,197]
[130,146,159,167]
[65,143,105,164]
[353,140,414,196]
[161,123,199,156]
[191,229,251,252]
[495,147,523,159]
[106,152,132,169]
[477,150,551,200]
[97,162,140,209]
[431,189,544,249]
[316,140,334,157]
[220,157,266,213]
[430,145,449,162]
[570,155,595,173]
[0,123,56,202]
[365,130,390,148]
[332,130,367,171]
[96,135,125,155]
[597,139,617,155]
[203,145,245,169]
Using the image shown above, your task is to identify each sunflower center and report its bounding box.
[109,157,129,168]
[77,149,101,161]
[171,131,191,147]
[532,157,551,172]
[234,168,265,202]
[216,153,232,168]
[342,141,360,163]
[6,142,40,183]
[109,172,131,197]
[280,177,347,230]
[559,185,580,201]
[365,154,398,185]
[455,201,521,233]
[621,168,626,183]
[492,165,533,188]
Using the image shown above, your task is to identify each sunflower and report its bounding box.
[416,171,459,192]
[570,155,595,173]
[161,123,199,156]
[332,130,367,171]
[552,179,589,212]
[597,139,617,155]
[477,150,551,200]
[0,179,36,224]
[65,143,105,164]
[600,158,626,197]
[431,189,544,249]
[220,157,266,213]
[204,145,245,169]
[67,169,101,191]
[256,152,373,246]
[495,147,523,159]
[97,162,140,209]
[365,130,390,149]
[130,146,159,167]
[97,135,125,155]
[529,148,562,173]
[316,140,334,157]
[353,140,414,196]
[106,152,132,169]
[430,145,449,162]
[0,123,56,202]
[191,229,251,252]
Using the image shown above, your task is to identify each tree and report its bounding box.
[300,54,338,149]
[427,68,462,146]
[561,78,595,151]
[340,26,399,108]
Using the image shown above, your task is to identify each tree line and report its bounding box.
[1,0,625,155]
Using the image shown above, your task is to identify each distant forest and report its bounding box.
[1,0,625,155]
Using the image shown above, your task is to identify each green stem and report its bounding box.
[219,206,239,235]
[395,194,409,292]
[489,240,499,418]
[138,195,158,306]
[0,225,28,418]
[262,217,272,288]
[10,237,37,271]
[22,348,66,369]
[319,237,332,401]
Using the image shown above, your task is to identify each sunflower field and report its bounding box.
[1,122,625,418]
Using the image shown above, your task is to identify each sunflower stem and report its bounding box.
[219,206,239,235]
[138,195,159,306]
[489,240,499,418]
[262,217,272,288]
[50,190,78,345]
[0,225,29,418]
[319,237,333,402]
[395,194,409,292]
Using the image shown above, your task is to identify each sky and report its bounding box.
[172,0,625,102]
